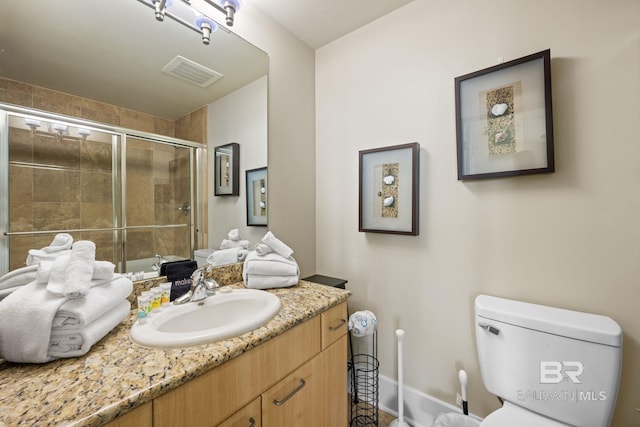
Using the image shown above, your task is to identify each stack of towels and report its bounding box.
[207,229,250,266]
[0,235,132,363]
[243,231,300,289]
[0,233,74,300]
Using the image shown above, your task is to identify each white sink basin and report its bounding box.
[130,288,281,348]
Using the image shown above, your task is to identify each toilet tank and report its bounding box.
[475,295,622,427]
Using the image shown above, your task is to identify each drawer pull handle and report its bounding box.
[273,379,306,406]
[248,417,255,427]
[329,319,346,331]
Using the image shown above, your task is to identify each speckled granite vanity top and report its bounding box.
[0,280,350,426]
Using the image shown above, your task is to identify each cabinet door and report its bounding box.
[262,335,347,427]
[217,397,261,427]
[102,401,152,427]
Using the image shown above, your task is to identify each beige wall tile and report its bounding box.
[33,169,80,203]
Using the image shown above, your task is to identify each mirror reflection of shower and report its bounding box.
[0,107,201,276]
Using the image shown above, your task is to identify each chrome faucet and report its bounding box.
[151,254,167,272]
[173,267,218,305]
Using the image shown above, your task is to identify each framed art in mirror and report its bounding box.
[214,143,240,196]
[359,142,419,236]
[246,167,267,226]
[455,49,554,180]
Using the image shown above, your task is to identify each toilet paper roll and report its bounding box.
[348,310,377,337]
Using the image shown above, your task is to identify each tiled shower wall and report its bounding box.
[1,77,208,270]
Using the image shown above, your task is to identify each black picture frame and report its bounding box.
[245,167,267,226]
[359,142,420,236]
[214,143,239,196]
[455,49,555,180]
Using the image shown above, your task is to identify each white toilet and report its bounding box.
[475,295,622,427]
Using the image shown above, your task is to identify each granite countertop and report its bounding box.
[0,280,350,427]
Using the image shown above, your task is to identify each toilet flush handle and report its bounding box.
[479,323,500,335]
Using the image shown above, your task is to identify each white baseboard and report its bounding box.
[376,374,483,427]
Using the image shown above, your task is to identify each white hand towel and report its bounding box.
[0,281,69,363]
[25,249,72,266]
[48,300,130,358]
[228,228,240,241]
[47,241,96,298]
[207,247,242,266]
[243,251,300,277]
[0,285,24,300]
[37,260,115,285]
[244,274,299,289]
[261,231,293,258]
[41,233,73,253]
[254,243,273,256]
[52,277,133,330]
[0,265,38,290]
[221,239,251,250]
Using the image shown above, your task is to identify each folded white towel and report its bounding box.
[37,260,115,285]
[261,231,293,258]
[228,228,240,241]
[0,265,38,290]
[208,247,242,266]
[41,233,73,253]
[221,239,251,250]
[0,281,69,363]
[48,300,130,358]
[47,241,96,298]
[25,233,74,265]
[244,274,299,289]
[254,243,273,256]
[0,285,23,300]
[243,251,300,277]
[52,277,132,330]
[25,249,72,266]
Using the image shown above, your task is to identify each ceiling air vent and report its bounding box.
[161,55,223,88]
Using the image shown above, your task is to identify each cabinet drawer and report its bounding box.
[321,302,348,350]
[154,316,320,427]
[103,401,152,427]
[217,396,261,427]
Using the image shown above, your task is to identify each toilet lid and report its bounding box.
[481,402,570,427]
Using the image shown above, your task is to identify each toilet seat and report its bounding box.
[481,401,570,427]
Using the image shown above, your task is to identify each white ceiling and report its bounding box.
[250,0,415,49]
[0,0,412,120]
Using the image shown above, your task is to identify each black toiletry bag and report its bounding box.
[165,260,198,301]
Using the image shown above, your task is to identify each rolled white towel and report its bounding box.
[47,241,96,298]
[41,233,73,253]
[48,299,130,358]
[261,231,293,258]
[0,265,38,290]
[254,243,273,256]
[221,239,250,250]
[228,228,240,241]
[238,249,249,262]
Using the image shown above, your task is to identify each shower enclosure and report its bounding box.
[0,105,204,276]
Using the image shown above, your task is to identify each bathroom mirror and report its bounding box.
[0,0,268,275]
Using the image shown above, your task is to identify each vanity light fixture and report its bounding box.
[138,0,241,45]
[24,118,41,134]
[51,123,68,139]
[78,127,92,141]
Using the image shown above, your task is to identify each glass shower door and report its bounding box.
[123,136,193,273]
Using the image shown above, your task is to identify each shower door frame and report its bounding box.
[0,104,205,275]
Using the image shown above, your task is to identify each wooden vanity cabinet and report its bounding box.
[153,302,348,427]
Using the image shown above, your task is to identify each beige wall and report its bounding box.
[229,3,317,277]
[316,0,639,425]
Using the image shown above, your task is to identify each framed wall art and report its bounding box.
[214,143,239,196]
[359,142,420,236]
[245,167,267,226]
[455,49,554,180]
